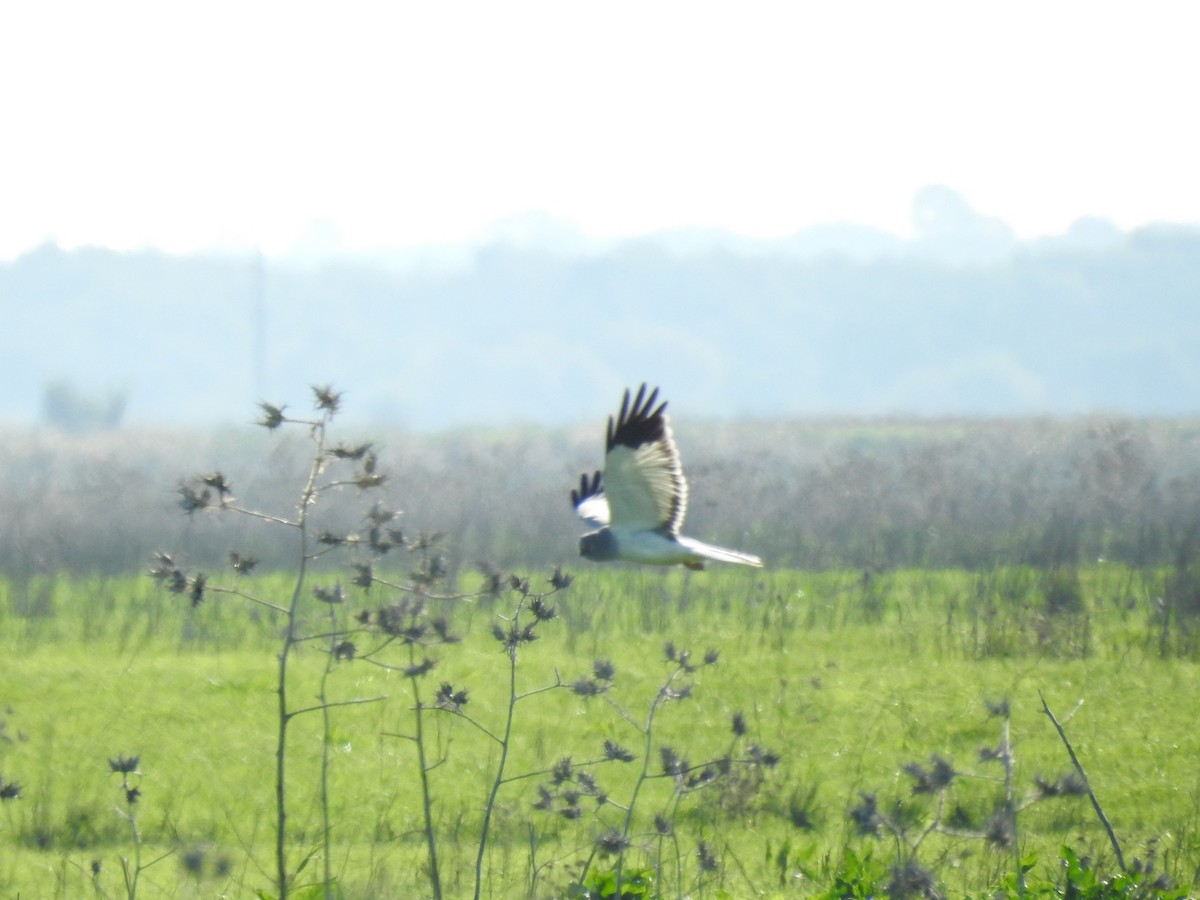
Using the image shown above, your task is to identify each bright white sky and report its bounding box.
[2,0,1198,260]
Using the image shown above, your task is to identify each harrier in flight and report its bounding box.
[571,384,763,570]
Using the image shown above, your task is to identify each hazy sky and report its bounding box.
[3,1,1197,260]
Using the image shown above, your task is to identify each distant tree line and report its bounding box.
[2,220,1199,430]
[2,416,1198,580]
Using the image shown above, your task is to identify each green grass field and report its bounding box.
[1,565,1197,898]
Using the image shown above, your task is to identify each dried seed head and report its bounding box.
[352,564,374,589]
[200,472,232,497]
[533,785,554,811]
[551,757,573,784]
[108,754,141,775]
[903,755,956,794]
[256,401,286,429]
[403,657,437,678]
[850,792,882,836]
[595,829,631,856]
[311,385,342,413]
[886,860,940,899]
[188,573,206,607]
[228,552,258,575]
[313,583,346,604]
[177,482,211,514]
[660,746,688,777]
[603,740,635,763]
[434,682,469,711]
[571,678,606,697]
[332,442,375,461]
[549,566,574,591]
[529,597,557,622]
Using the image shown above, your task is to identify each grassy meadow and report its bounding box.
[1,564,1198,898]
[3,400,1200,897]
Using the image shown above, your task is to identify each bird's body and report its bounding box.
[571,384,763,570]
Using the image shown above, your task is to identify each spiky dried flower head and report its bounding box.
[850,792,883,836]
[571,678,607,697]
[886,860,941,899]
[256,401,287,429]
[332,641,356,661]
[984,807,1016,849]
[985,697,1011,718]
[177,481,212,514]
[1034,771,1088,798]
[533,785,554,812]
[660,746,688,777]
[148,553,187,592]
[529,597,557,622]
[311,384,343,413]
[748,744,781,768]
[351,563,374,589]
[595,829,632,856]
[199,472,232,497]
[108,754,140,775]
[549,566,574,591]
[697,841,719,873]
[354,452,387,489]
[313,583,346,605]
[403,657,438,678]
[731,711,747,737]
[492,621,539,652]
[0,779,22,800]
[603,739,635,763]
[331,442,375,461]
[903,755,956,794]
[228,552,258,575]
[188,573,206,607]
[434,682,469,711]
[315,583,346,605]
[551,757,574,785]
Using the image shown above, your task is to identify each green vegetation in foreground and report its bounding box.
[0,565,1197,898]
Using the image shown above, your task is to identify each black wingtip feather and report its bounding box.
[606,383,669,451]
[570,470,603,508]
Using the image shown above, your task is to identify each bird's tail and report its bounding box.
[678,536,763,568]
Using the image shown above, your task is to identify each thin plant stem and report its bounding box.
[1039,691,1126,871]
[274,413,328,900]
[410,653,443,900]
[474,605,525,900]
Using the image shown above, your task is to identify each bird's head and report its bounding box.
[579,529,618,562]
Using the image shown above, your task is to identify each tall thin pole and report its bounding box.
[253,249,267,400]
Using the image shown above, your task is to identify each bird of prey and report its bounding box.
[571,384,763,570]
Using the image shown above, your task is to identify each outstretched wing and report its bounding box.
[602,384,687,534]
[571,470,610,527]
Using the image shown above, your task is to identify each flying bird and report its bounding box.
[571,384,763,570]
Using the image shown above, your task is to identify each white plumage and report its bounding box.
[571,384,763,570]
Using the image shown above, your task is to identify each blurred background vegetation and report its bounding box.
[3,415,1198,579]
